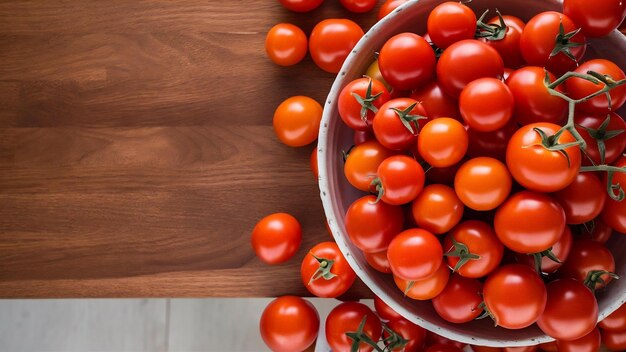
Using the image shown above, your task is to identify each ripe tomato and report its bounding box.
[426,2,476,49]
[426,161,463,185]
[325,302,382,352]
[600,303,626,331]
[425,331,467,350]
[553,173,606,224]
[454,157,512,211]
[410,81,461,120]
[426,344,463,352]
[538,342,558,352]
[515,226,573,274]
[273,96,322,147]
[444,220,504,278]
[251,213,302,264]
[495,190,566,254]
[482,15,526,69]
[310,146,318,178]
[364,250,392,274]
[506,122,581,192]
[338,77,391,131]
[566,59,626,114]
[466,122,517,162]
[601,328,626,351]
[578,217,613,244]
[575,112,626,166]
[537,279,598,341]
[505,66,567,126]
[260,296,319,352]
[394,263,450,300]
[278,0,323,12]
[378,33,436,90]
[483,264,547,329]
[265,23,307,67]
[384,317,427,352]
[602,156,626,233]
[519,11,586,76]
[556,328,601,352]
[559,239,616,290]
[344,140,395,192]
[374,295,402,321]
[373,98,428,151]
[301,242,356,298]
[309,19,364,73]
[563,0,626,37]
[460,78,514,132]
[378,0,410,20]
[411,184,464,234]
[387,228,443,280]
[340,0,377,13]
[436,39,504,98]
[345,195,404,253]
[432,274,484,323]
[418,118,468,168]
[375,155,425,205]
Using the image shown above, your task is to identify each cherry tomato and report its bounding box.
[387,228,443,280]
[301,242,356,298]
[483,264,547,329]
[260,296,319,352]
[278,0,323,12]
[273,96,322,147]
[427,2,476,49]
[482,15,526,69]
[384,317,427,352]
[559,239,616,290]
[373,98,428,151]
[265,23,308,66]
[520,11,586,76]
[495,190,566,254]
[354,129,375,145]
[506,122,581,192]
[563,0,625,37]
[251,213,302,264]
[460,78,514,132]
[375,155,425,205]
[344,140,395,192]
[365,250,392,274]
[578,217,613,244]
[340,0,377,13]
[515,226,573,274]
[374,295,402,321]
[338,77,391,131]
[411,184,465,234]
[505,66,567,126]
[410,81,461,120]
[537,279,598,341]
[425,331,467,350]
[599,303,626,331]
[418,118,468,168]
[394,263,450,300]
[325,302,382,352]
[454,157,512,211]
[444,220,504,278]
[426,344,463,352]
[378,0,410,20]
[538,341,558,352]
[432,274,484,323]
[553,173,606,224]
[466,122,517,162]
[556,328,601,352]
[601,328,626,351]
[426,161,463,185]
[309,19,364,73]
[345,195,404,253]
[602,156,626,233]
[378,33,436,90]
[504,346,539,352]
[436,39,504,98]
[565,59,626,115]
[575,112,626,166]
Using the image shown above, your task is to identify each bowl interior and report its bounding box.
[318,0,626,347]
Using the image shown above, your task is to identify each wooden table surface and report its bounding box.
[0,1,379,298]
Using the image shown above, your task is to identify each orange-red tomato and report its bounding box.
[553,173,606,225]
[251,213,302,264]
[565,59,626,115]
[377,0,410,20]
[418,118,468,168]
[374,295,402,321]
[260,296,319,352]
[373,98,428,151]
[265,23,308,66]
[601,328,626,351]
[410,81,461,120]
[515,226,573,274]
[344,140,395,192]
[375,155,425,205]
[556,328,601,352]
[394,263,450,300]
[384,317,427,352]
[387,228,443,281]
[339,0,377,13]
[427,1,477,49]
[273,96,322,147]
[411,184,464,234]
[345,195,405,253]
[482,15,526,69]
[301,242,356,298]
[278,0,323,12]
[454,157,512,211]
[325,302,382,352]
[432,274,484,323]
[309,19,364,73]
[339,77,391,131]
[378,33,436,90]
[459,78,514,132]
[444,220,504,278]
[559,239,616,290]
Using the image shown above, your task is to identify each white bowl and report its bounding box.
[318,0,626,347]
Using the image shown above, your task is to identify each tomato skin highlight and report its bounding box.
[325,302,382,352]
[454,157,512,211]
[338,77,391,131]
[418,118,468,168]
[387,228,443,281]
[556,328,601,352]
[251,213,302,264]
[260,296,319,352]
[411,184,465,235]
[265,23,307,66]
[563,0,625,37]
[376,155,426,205]
[432,274,484,323]
[444,220,504,279]
[309,19,364,73]
[273,96,323,147]
[301,242,356,298]
[459,78,514,132]
[426,2,477,49]
[565,59,626,114]
[345,195,404,253]
[553,173,606,225]
[364,250,392,274]
[379,33,436,91]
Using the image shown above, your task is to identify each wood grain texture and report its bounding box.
[0,1,377,297]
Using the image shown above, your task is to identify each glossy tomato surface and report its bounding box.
[379,33,436,90]
[338,77,390,131]
[309,19,364,73]
[301,241,356,298]
[376,155,425,205]
[325,302,382,352]
[387,228,443,281]
[459,78,514,132]
[411,184,464,234]
[432,274,484,323]
[418,118,468,168]
[251,213,302,264]
[444,220,504,278]
[565,59,626,114]
[454,157,512,211]
[427,1,476,49]
[553,173,606,224]
[344,140,395,191]
[345,195,404,253]
[260,296,319,352]
[265,23,307,66]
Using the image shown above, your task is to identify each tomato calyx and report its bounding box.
[391,102,428,134]
[583,269,620,292]
[475,9,507,41]
[307,254,338,284]
[352,78,384,122]
[444,237,481,272]
[381,323,409,351]
[531,127,582,167]
[476,302,498,326]
[580,164,626,201]
[346,316,385,352]
[578,115,625,164]
[371,178,385,204]
[528,248,561,274]
[550,21,584,62]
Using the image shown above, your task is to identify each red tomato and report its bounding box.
[309,19,364,73]
[301,242,356,298]
[460,78,514,132]
[344,140,395,192]
[495,190,566,254]
[345,195,404,253]
[426,2,476,49]
[340,0,377,13]
[565,59,626,114]
[338,77,391,131]
[432,274,484,323]
[483,264,547,329]
[454,157,512,211]
[578,217,613,244]
[505,66,567,126]
[265,23,307,66]
[378,0,410,20]
[503,347,538,352]
[425,331,467,350]
[394,263,450,300]
[418,118,468,168]
[387,228,443,280]
[436,39,504,98]
[553,173,606,224]
[374,295,402,321]
[601,328,626,351]
[410,81,461,120]
[537,279,598,341]
[575,112,626,166]
[273,96,323,147]
[325,302,382,352]
[444,220,504,278]
[364,250,392,274]
[482,15,526,69]
[515,226,573,274]
[602,156,626,233]
[559,239,616,290]
[599,303,626,331]
[539,341,558,352]
[411,184,464,234]
[506,122,581,192]
[251,213,302,264]
[260,296,319,352]
[556,328,601,352]
[375,155,425,205]
[425,344,463,352]
[384,317,427,352]
[353,129,375,145]
[563,0,625,37]
[519,11,586,76]
[471,346,501,352]
[373,98,428,151]
[466,122,517,162]
[278,0,323,12]
[378,33,436,90]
